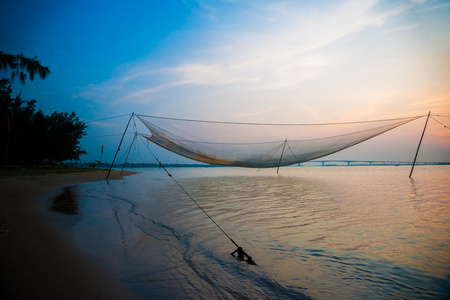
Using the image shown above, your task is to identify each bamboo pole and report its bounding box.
[277,139,287,174]
[409,111,431,178]
[120,132,137,174]
[106,113,134,179]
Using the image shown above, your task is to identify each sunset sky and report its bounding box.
[1,0,449,164]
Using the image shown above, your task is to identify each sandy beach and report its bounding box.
[0,170,137,300]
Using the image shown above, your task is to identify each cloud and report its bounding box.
[79,0,433,120]
[377,23,420,35]
[86,121,118,127]
[420,3,450,12]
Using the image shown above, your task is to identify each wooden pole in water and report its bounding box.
[106,113,134,179]
[277,139,287,174]
[409,111,431,178]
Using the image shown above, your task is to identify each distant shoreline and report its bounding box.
[69,161,450,169]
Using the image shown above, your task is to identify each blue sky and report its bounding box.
[1,0,449,164]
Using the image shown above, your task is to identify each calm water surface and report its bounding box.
[48,166,450,299]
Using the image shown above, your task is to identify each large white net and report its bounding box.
[136,115,423,168]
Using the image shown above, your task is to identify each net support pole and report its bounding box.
[120,132,137,174]
[409,111,431,178]
[277,139,287,174]
[106,113,134,179]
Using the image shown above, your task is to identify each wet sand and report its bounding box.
[0,170,137,300]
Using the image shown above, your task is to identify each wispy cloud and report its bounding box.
[377,23,420,35]
[79,0,440,120]
[86,121,118,127]
[420,2,450,12]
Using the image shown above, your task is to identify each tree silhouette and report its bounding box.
[44,111,87,163]
[0,51,50,84]
[1,79,86,165]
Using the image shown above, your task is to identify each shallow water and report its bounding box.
[48,166,450,299]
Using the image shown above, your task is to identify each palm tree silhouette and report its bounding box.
[0,51,50,84]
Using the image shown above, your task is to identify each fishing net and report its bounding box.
[136,114,423,168]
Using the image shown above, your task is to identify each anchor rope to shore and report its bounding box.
[137,134,256,265]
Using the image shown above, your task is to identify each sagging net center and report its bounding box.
[136,115,422,168]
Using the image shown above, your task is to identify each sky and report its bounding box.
[1,0,449,164]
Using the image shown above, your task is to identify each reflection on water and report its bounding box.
[51,166,450,299]
[49,186,80,215]
[175,168,450,299]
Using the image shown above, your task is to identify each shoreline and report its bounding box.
[0,170,137,300]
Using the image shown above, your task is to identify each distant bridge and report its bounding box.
[298,160,444,166]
